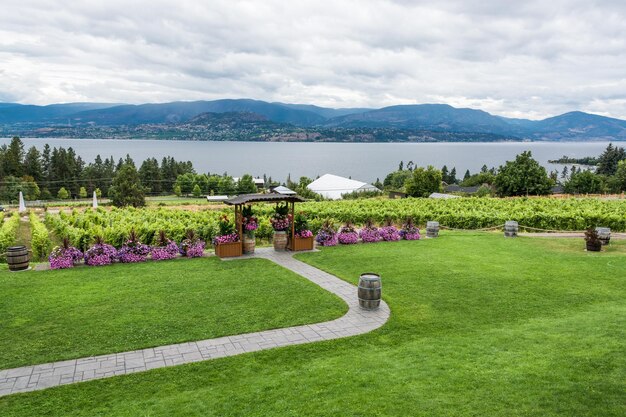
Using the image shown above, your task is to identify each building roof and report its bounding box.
[444,184,481,194]
[206,195,229,201]
[224,193,306,205]
[429,192,461,199]
[272,186,297,195]
[307,174,379,200]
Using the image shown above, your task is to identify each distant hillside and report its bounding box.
[323,104,521,135]
[1,99,625,141]
[66,99,326,126]
[0,102,119,123]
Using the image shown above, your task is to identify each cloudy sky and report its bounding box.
[1,0,625,119]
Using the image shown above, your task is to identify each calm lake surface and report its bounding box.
[0,138,614,183]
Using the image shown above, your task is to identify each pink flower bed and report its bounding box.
[379,225,401,241]
[296,230,313,238]
[183,241,205,258]
[49,246,83,270]
[338,224,359,245]
[84,243,118,266]
[151,240,179,261]
[359,226,381,243]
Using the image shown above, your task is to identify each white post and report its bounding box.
[93,191,98,209]
[18,191,27,213]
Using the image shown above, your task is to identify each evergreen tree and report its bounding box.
[237,174,258,194]
[192,184,202,197]
[596,143,626,176]
[57,187,70,200]
[564,170,604,194]
[108,163,145,207]
[139,158,162,194]
[5,137,24,177]
[449,167,457,184]
[23,146,43,182]
[441,165,449,183]
[463,169,471,181]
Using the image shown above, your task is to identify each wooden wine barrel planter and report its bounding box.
[358,273,381,310]
[242,236,255,254]
[596,227,611,245]
[273,231,288,251]
[7,245,29,271]
[504,221,518,238]
[426,221,439,238]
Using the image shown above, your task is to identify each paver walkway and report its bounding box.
[0,248,390,397]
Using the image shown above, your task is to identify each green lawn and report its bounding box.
[0,257,346,369]
[1,234,625,416]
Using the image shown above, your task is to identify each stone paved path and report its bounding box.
[0,248,390,397]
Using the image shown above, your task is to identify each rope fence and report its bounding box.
[439,224,589,234]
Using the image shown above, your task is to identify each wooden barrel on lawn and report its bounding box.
[273,231,288,251]
[7,245,29,271]
[596,227,611,245]
[358,273,381,310]
[504,221,518,238]
[426,221,439,238]
[243,236,255,254]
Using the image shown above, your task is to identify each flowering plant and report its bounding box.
[84,236,118,266]
[118,229,150,263]
[379,219,401,241]
[270,203,292,231]
[242,205,258,238]
[400,217,421,240]
[359,219,381,243]
[315,220,338,246]
[294,212,313,238]
[151,230,179,261]
[49,237,83,270]
[181,229,206,258]
[338,222,359,244]
[212,215,240,246]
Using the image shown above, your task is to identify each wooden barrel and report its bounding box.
[358,273,381,310]
[273,231,288,251]
[242,236,255,254]
[504,221,518,238]
[426,221,439,238]
[596,227,611,245]
[7,245,29,271]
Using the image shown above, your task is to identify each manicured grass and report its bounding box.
[0,257,346,369]
[1,234,624,416]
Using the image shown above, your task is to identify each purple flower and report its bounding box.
[359,226,381,243]
[84,243,118,266]
[212,233,239,245]
[379,226,401,241]
[315,225,338,247]
[151,240,179,261]
[296,230,313,238]
[49,243,83,270]
[400,219,421,240]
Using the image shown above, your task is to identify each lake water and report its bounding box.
[0,138,613,183]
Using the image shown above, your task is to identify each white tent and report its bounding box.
[307,174,379,200]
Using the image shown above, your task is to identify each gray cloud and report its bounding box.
[0,0,625,119]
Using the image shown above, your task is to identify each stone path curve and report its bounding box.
[0,248,390,397]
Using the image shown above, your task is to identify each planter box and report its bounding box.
[292,236,314,251]
[215,241,242,258]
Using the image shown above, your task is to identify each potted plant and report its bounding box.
[49,237,83,270]
[338,222,359,244]
[359,219,381,243]
[379,219,401,241]
[241,205,258,254]
[150,230,179,261]
[270,203,291,251]
[181,229,207,258]
[84,236,118,266]
[315,220,338,247]
[212,217,241,258]
[118,229,150,263]
[399,217,421,240]
[585,227,602,252]
[293,212,314,251]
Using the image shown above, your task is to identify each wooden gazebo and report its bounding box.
[223,193,307,256]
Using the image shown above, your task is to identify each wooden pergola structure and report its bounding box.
[224,193,306,252]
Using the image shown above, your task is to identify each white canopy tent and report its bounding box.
[307,174,379,200]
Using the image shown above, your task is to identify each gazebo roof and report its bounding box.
[224,193,306,205]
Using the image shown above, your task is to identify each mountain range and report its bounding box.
[1,99,625,142]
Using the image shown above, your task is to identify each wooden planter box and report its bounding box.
[292,236,314,251]
[215,241,242,258]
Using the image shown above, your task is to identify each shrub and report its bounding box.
[400,217,421,240]
[150,230,179,261]
[338,222,359,245]
[84,236,118,266]
[379,219,401,241]
[49,238,83,270]
[118,229,150,263]
[315,221,338,247]
[359,219,381,243]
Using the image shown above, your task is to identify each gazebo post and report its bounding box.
[289,201,295,250]
[235,204,243,238]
